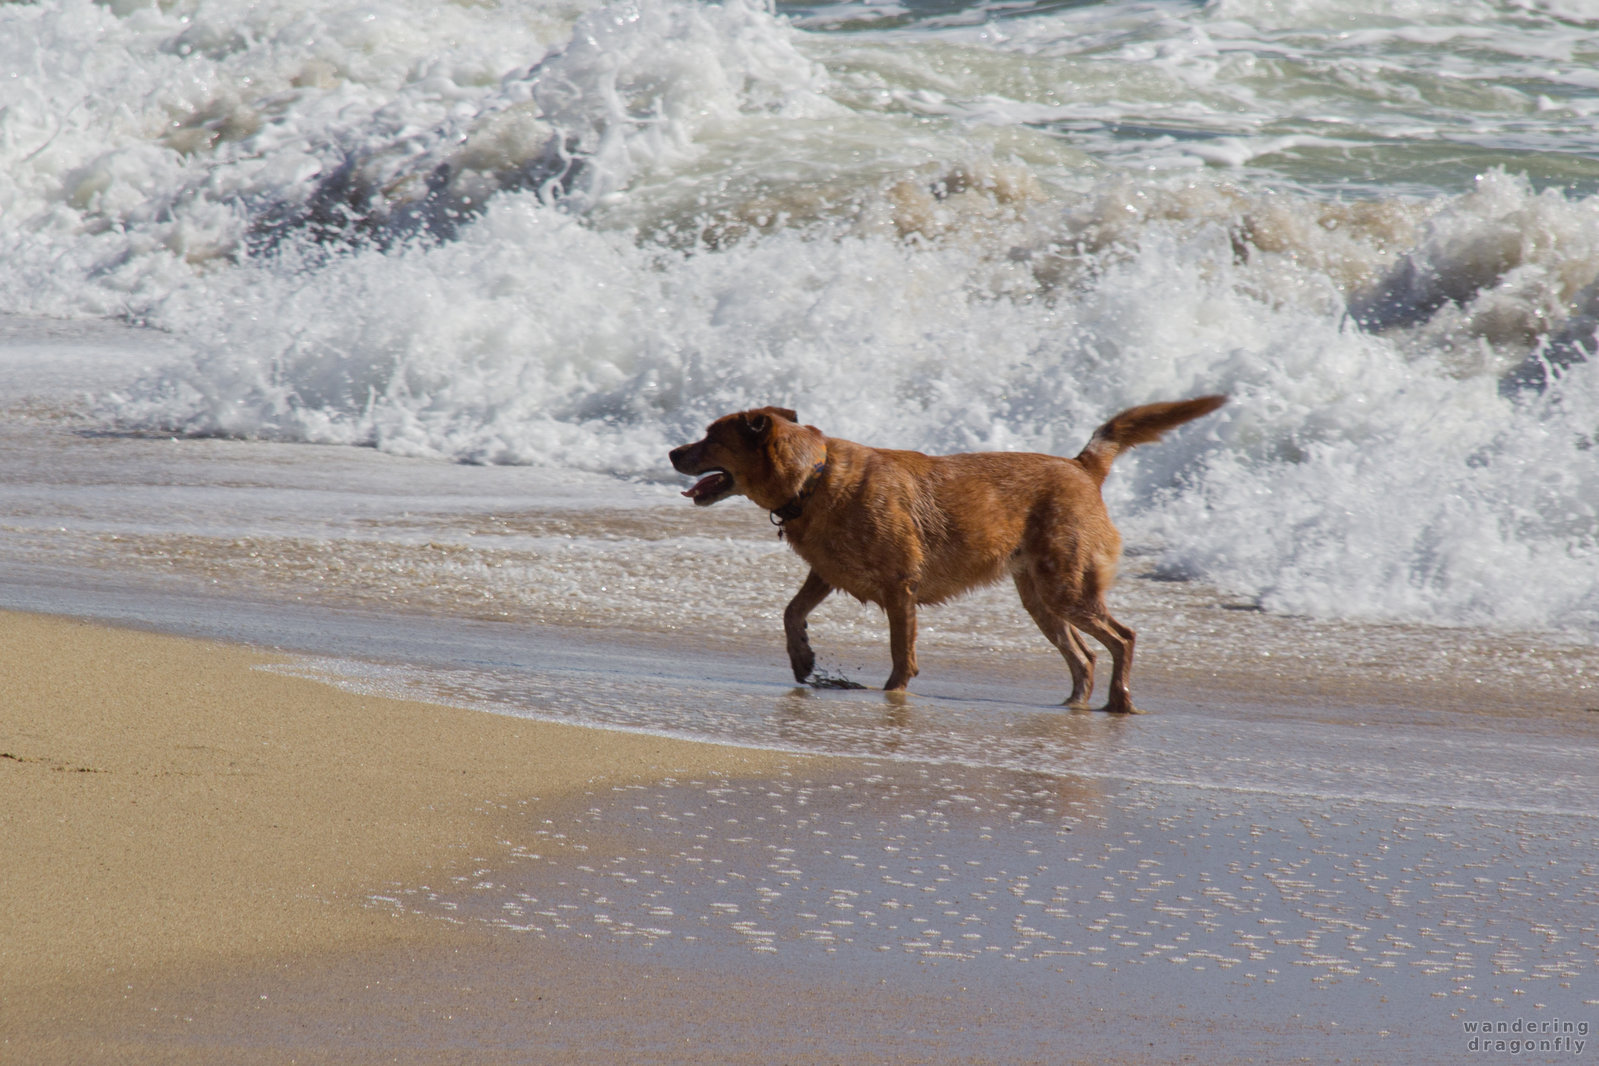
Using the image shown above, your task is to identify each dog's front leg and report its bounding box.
[784,570,832,683]
[883,582,919,691]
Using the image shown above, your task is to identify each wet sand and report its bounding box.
[4,609,1596,1064]
[0,610,818,1064]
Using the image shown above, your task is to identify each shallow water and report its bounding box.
[386,758,1598,1061]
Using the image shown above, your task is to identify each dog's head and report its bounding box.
[669,407,826,511]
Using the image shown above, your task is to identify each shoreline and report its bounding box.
[5,605,1596,1064]
[0,610,815,1064]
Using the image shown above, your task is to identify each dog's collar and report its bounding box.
[770,455,828,534]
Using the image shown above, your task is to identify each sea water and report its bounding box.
[3,0,1598,635]
[5,1,1599,1056]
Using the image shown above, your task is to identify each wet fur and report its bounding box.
[669,396,1226,713]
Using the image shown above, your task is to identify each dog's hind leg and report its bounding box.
[784,570,832,683]
[1013,572,1096,708]
[1057,625,1097,709]
[1074,612,1137,714]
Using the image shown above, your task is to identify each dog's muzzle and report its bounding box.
[670,444,735,506]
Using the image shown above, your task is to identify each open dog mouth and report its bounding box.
[682,468,734,505]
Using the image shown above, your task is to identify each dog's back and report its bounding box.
[785,445,1107,607]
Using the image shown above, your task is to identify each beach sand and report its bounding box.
[0,610,827,1065]
[4,608,1596,1065]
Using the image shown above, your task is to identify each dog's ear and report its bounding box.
[739,411,773,442]
[738,407,798,442]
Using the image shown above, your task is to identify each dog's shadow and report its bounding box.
[796,673,1142,716]
[775,678,1137,769]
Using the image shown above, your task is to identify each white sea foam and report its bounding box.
[3,0,1598,636]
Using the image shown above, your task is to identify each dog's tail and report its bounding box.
[1075,394,1227,485]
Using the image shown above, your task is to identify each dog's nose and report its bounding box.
[668,444,690,471]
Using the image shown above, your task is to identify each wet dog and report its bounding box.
[669,396,1226,712]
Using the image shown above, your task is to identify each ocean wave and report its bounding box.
[5,0,1598,635]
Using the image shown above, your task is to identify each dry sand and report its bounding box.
[0,610,818,1065]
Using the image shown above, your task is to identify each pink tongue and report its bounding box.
[684,472,726,499]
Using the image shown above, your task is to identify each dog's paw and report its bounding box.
[789,648,816,683]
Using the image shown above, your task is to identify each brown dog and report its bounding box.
[669,395,1226,712]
